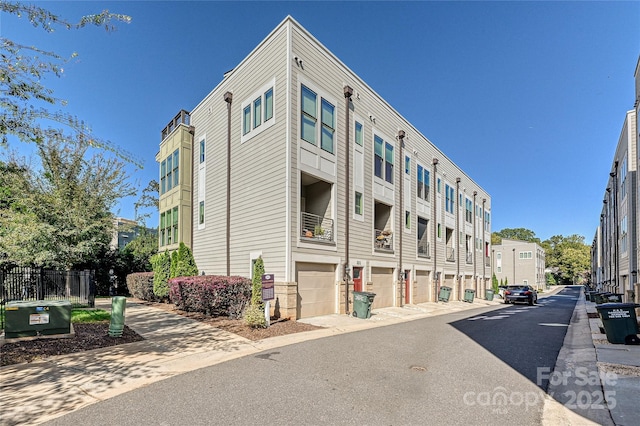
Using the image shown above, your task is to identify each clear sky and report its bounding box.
[2,1,639,242]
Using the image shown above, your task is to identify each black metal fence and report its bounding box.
[1,267,95,329]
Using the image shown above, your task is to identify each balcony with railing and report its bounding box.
[374,229,393,252]
[446,247,455,262]
[301,212,334,243]
[466,252,473,264]
[161,110,191,141]
[485,256,491,267]
[418,240,430,258]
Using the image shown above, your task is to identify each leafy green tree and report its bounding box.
[172,242,198,278]
[492,273,499,293]
[134,180,159,228]
[169,250,178,279]
[0,140,133,268]
[492,228,540,245]
[0,1,138,165]
[121,229,157,273]
[542,234,590,285]
[151,250,171,299]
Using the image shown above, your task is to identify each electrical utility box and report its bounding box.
[4,300,72,338]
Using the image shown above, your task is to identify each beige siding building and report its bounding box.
[492,239,546,291]
[159,17,492,319]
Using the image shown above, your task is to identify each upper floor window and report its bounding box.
[465,198,473,223]
[405,156,410,174]
[301,85,335,154]
[519,251,532,259]
[355,121,363,146]
[199,139,205,163]
[484,211,491,229]
[160,148,179,195]
[374,135,393,184]
[437,178,441,194]
[241,79,275,142]
[445,184,455,213]
[417,164,430,200]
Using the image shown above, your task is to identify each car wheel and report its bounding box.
[504,300,509,304]
[528,297,534,306]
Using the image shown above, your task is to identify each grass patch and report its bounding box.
[71,309,110,323]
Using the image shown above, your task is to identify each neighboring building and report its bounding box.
[110,217,157,250]
[155,110,194,252]
[492,239,546,291]
[592,55,639,304]
[157,16,492,319]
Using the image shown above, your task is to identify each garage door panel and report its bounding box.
[371,267,393,309]
[414,270,430,303]
[296,263,335,319]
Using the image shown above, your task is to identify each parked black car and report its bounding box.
[504,285,537,305]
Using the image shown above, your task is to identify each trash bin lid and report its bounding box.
[596,303,640,310]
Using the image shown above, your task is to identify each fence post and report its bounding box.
[88,270,96,308]
[37,267,44,300]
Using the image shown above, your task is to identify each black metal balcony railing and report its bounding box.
[301,212,334,243]
[375,229,393,251]
[446,247,455,262]
[418,241,430,258]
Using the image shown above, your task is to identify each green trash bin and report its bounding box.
[352,291,376,319]
[463,289,475,303]
[438,286,452,302]
[596,303,640,344]
[485,289,494,301]
[109,296,127,337]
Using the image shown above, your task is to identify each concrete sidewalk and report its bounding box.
[2,285,633,426]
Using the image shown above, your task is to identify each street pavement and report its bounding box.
[1,285,638,425]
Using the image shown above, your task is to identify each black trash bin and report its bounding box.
[596,303,640,344]
[438,286,452,302]
[352,291,376,319]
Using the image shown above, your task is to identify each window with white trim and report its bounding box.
[374,134,393,183]
[445,184,454,214]
[241,79,275,143]
[301,84,335,154]
[417,164,430,200]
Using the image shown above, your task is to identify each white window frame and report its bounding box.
[298,78,338,155]
[240,78,276,143]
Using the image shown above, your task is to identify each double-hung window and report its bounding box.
[172,150,179,187]
[355,121,363,146]
[465,199,473,223]
[199,139,205,163]
[445,184,455,213]
[301,84,335,154]
[417,165,430,200]
[166,154,173,191]
[160,160,166,194]
[373,135,394,183]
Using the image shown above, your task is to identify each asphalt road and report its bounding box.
[45,287,580,426]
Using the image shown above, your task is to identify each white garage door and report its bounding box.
[296,263,336,319]
[371,267,394,309]
[414,270,430,303]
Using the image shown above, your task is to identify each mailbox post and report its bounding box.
[261,273,274,327]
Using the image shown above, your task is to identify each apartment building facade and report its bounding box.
[591,55,639,304]
[158,17,492,319]
[492,239,546,291]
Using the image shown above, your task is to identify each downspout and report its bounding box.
[344,85,353,315]
[611,161,619,292]
[398,130,406,306]
[432,157,439,301]
[224,91,233,276]
[455,177,461,300]
[473,191,477,293]
[482,198,486,294]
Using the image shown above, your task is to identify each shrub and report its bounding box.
[169,275,251,319]
[251,257,265,308]
[174,242,198,278]
[126,272,159,301]
[170,250,178,279]
[151,250,171,299]
[244,304,267,328]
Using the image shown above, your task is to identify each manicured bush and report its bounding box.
[173,242,198,278]
[169,275,251,319]
[151,250,171,299]
[126,272,159,301]
[245,256,266,328]
[244,304,266,328]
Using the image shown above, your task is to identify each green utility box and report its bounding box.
[463,289,475,303]
[109,296,127,337]
[438,286,452,302]
[596,303,640,344]
[485,289,494,301]
[4,300,72,338]
[352,291,376,319]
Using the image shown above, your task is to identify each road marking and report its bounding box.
[538,323,569,327]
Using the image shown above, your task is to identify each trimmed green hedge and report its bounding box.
[126,271,161,302]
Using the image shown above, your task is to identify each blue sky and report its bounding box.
[2,1,639,242]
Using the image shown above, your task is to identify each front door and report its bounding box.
[353,267,363,292]
[405,270,411,304]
